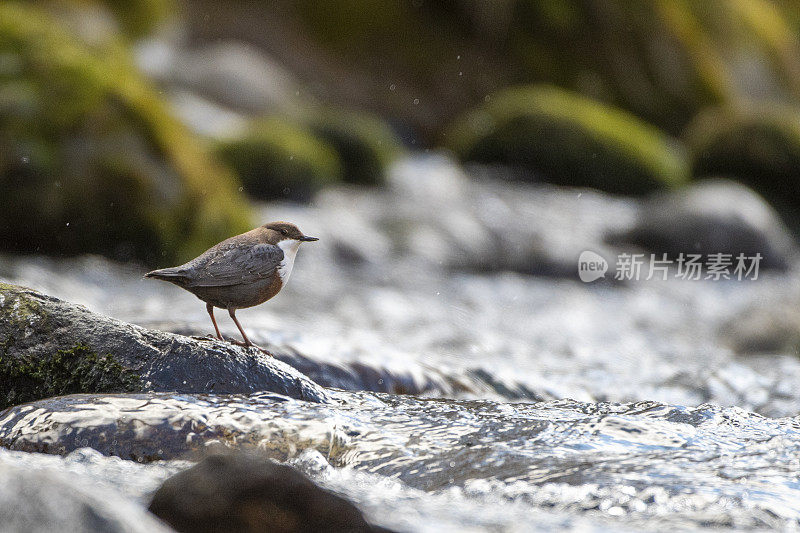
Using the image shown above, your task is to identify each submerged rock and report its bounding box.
[149,452,392,533]
[617,179,796,270]
[0,283,328,409]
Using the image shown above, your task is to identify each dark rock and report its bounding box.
[687,107,800,217]
[149,452,392,533]
[0,283,329,409]
[616,179,797,270]
[215,117,342,202]
[0,460,172,533]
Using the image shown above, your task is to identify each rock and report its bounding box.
[0,3,252,266]
[445,85,689,195]
[0,283,329,410]
[719,300,800,355]
[308,109,403,186]
[164,41,302,114]
[149,452,392,533]
[0,460,172,533]
[215,117,342,201]
[617,179,797,270]
[686,107,800,216]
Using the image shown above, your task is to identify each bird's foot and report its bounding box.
[227,338,274,357]
[191,334,224,342]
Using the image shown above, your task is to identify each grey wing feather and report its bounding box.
[178,242,284,287]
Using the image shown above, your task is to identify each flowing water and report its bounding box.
[2,154,800,531]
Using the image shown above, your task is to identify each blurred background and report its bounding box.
[4,0,800,266]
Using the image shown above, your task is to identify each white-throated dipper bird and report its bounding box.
[145,222,318,350]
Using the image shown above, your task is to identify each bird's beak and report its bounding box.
[299,235,319,242]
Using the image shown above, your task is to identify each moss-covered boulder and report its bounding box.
[308,110,403,186]
[216,117,342,201]
[0,3,252,265]
[445,85,689,195]
[0,283,329,410]
[686,106,800,213]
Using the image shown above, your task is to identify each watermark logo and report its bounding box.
[578,251,762,282]
[578,250,609,282]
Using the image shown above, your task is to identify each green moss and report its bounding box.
[100,0,175,39]
[216,117,342,201]
[686,105,800,212]
[308,110,403,186]
[445,85,689,195]
[0,343,140,410]
[0,2,252,266]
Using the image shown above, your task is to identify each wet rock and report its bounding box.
[0,460,172,533]
[149,452,392,533]
[0,283,328,409]
[618,179,796,270]
[719,300,800,355]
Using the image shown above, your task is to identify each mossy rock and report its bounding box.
[445,85,689,195]
[308,110,403,186]
[0,344,140,411]
[686,106,800,213]
[216,117,342,201]
[0,283,329,410]
[0,2,252,266]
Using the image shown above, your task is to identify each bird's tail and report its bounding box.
[144,267,188,284]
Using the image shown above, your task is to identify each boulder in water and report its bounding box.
[0,283,329,410]
[149,452,393,533]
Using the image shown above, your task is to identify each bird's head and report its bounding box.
[263,221,319,243]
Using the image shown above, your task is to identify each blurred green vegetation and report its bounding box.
[4,0,800,264]
[446,85,689,194]
[0,1,252,266]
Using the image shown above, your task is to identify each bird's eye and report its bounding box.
[281,229,288,235]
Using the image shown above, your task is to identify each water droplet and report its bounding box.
[484,95,491,102]
[65,222,70,227]
[457,55,461,60]
[21,156,29,164]
[389,83,396,91]
[289,155,294,160]
[413,98,420,105]
[459,71,463,76]
[238,186,243,192]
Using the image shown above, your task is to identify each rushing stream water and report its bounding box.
[3,155,800,531]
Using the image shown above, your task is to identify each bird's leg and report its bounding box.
[226,308,274,357]
[207,303,224,341]
[228,308,252,347]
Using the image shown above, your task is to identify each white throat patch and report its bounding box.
[276,239,301,282]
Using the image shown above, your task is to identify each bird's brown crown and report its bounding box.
[262,221,306,240]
